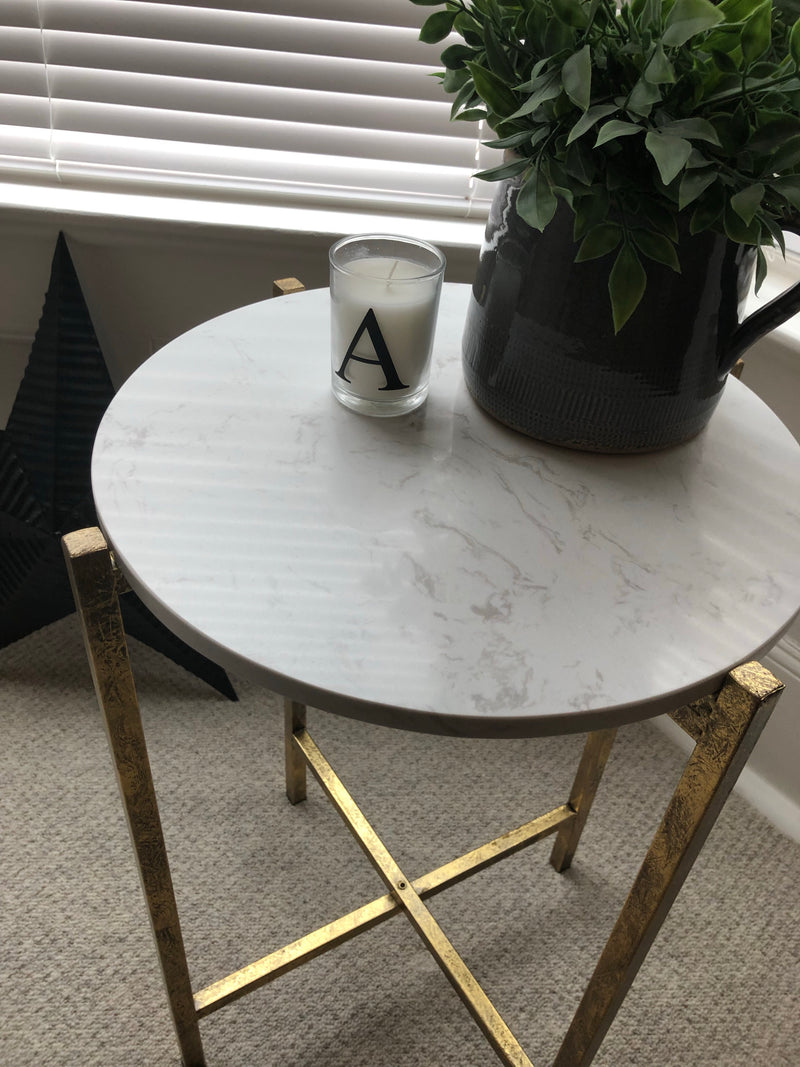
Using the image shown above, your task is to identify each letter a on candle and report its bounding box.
[335,309,408,391]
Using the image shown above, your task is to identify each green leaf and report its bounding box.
[703,24,742,56]
[609,243,647,333]
[516,167,558,230]
[640,201,680,241]
[575,222,622,261]
[679,168,717,208]
[690,182,726,232]
[419,9,457,44]
[741,0,773,63]
[548,163,576,206]
[466,62,519,117]
[755,246,768,293]
[710,48,739,73]
[632,0,662,18]
[627,77,662,116]
[723,201,762,243]
[718,0,758,20]
[772,135,800,170]
[644,43,676,84]
[562,45,592,112]
[573,187,610,239]
[730,183,765,224]
[484,22,516,82]
[515,59,551,92]
[645,131,693,186]
[564,140,597,184]
[686,147,711,169]
[710,109,750,154]
[708,22,746,53]
[508,75,562,119]
[441,44,475,71]
[632,229,681,271]
[454,107,488,121]
[474,156,531,182]
[552,0,590,28]
[791,18,800,68]
[595,120,643,147]
[748,116,800,153]
[442,66,470,92]
[454,12,483,45]
[483,129,541,150]
[771,174,800,212]
[658,118,721,146]
[450,77,478,119]
[761,215,786,257]
[662,0,724,47]
[544,16,576,55]
[567,103,618,144]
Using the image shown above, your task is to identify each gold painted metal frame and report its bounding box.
[63,527,784,1067]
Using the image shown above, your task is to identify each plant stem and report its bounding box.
[701,69,800,106]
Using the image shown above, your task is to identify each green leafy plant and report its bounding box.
[411,0,800,331]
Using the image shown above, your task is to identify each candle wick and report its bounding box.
[386,259,399,282]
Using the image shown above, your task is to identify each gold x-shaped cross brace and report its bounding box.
[195,701,591,1066]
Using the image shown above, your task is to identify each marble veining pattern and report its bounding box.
[91,286,800,736]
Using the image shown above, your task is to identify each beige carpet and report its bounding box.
[2,616,799,1066]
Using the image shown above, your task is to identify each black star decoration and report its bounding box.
[0,232,237,699]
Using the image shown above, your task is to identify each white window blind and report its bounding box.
[0,0,497,219]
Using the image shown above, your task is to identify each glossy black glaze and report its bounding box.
[463,178,800,452]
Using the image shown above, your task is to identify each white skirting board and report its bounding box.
[655,637,800,845]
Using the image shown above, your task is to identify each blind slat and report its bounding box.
[0,64,49,98]
[41,3,435,66]
[0,123,52,160]
[140,0,427,29]
[0,93,50,124]
[48,70,471,145]
[3,0,39,30]
[54,136,471,197]
[52,103,476,170]
[0,27,45,62]
[43,37,452,105]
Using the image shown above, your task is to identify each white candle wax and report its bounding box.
[331,255,442,401]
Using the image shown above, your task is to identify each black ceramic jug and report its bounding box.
[463,177,800,452]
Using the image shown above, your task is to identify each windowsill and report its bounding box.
[1,178,797,342]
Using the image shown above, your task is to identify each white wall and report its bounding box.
[0,204,482,414]
[1,201,798,838]
[708,287,800,841]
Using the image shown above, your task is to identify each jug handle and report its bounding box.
[720,218,800,377]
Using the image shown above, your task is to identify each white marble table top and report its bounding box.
[92,284,800,737]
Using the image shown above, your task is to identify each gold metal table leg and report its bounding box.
[283,699,307,804]
[272,277,305,298]
[554,662,783,1067]
[62,529,205,1067]
[550,729,617,873]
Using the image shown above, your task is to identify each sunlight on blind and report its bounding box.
[0,0,498,219]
